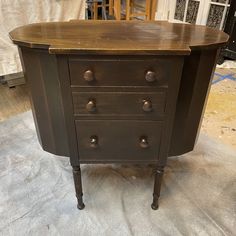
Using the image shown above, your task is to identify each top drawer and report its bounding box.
[68,57,181,87]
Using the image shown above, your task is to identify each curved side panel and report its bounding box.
[19,47,69,157]
[169,49,219,156]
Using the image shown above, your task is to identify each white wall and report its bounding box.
[155,0,175,21]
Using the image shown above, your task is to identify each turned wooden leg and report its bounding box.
[151,166,164,210]
[72,166,85,210]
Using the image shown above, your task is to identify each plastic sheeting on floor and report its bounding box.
[217,60,236,69]
[0,0,85,76]
[0,111,236,235]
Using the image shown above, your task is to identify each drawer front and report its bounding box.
[72,91,166,117]
[69,58,180,87]
[75,120,162,162]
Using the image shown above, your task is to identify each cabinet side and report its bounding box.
[169,49,219,156]
[18,47,70,157]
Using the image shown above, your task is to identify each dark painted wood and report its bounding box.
[72,91,166,118]
[151,166,164,210]
[72,166,85,209]
[169,49,219,156]
[9,21,228,55]
[75,120,163,163]
[56,55,80,166]
[10,21,228,210]
[156,57,184,166]
[18,47,69,156]
[69,57,179,87]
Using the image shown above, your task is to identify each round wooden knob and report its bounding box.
[145,71,156,82]
[86,100,96,112]
[84,70,94,82]
[140,136,149,148]
[90,136,98,148]
[142,100,152,112]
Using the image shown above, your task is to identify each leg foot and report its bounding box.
[151,193,159,210]
[77,202,85,210]
[72,166,85,210]
[151,202,159,210]
[151,166,164,210]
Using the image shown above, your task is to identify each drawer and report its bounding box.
[72,91,166,118]
[75,120,162,162]
[69,57,180,87]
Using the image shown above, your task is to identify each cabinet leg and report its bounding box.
[72,166,85,210]
[151,166,164,210]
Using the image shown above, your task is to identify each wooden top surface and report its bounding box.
[9,20,229,55]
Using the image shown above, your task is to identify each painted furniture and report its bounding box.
[9,21,228,210]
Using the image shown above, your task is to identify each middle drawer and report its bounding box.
[72,91,166,118]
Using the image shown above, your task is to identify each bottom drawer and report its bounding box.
[75,120,163,162]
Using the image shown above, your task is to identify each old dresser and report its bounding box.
[9,21,228,210]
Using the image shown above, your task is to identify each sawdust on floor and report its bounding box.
[201,68,236,148]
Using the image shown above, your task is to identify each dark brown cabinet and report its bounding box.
[221,0,236,60]
[9,21,228,210]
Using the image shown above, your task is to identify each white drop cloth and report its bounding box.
[0,0,85,76]
[0,111,236,235]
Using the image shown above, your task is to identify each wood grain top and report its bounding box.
[9,20,229,55]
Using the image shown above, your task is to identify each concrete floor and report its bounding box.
[0,67,236,148]
[0,82,30,122]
